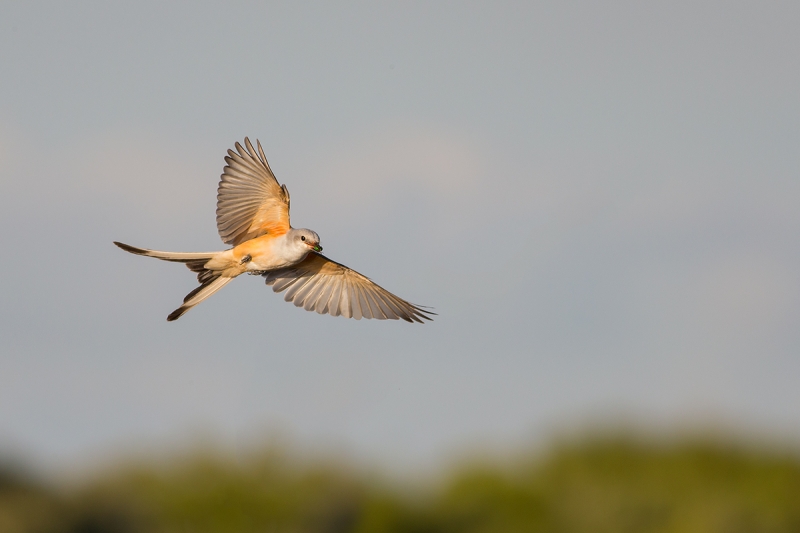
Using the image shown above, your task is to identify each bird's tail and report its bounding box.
[166,275,234,321]
[114,241,218,263]
[114,241,234,321]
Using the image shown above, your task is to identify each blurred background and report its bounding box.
[1,2,799,531]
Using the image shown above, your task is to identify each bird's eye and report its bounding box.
[301,236,306,241]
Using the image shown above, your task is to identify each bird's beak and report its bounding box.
[312,244,322,252]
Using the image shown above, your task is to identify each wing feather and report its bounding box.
[294,275,319,308]
[350,284,363,320]
[369,290,391,320]
[315,278,336,314]
[359,285,378,319]
[284,273,312,302]
[328,279,344,317]
[216,138,291,245]
[306,276,334,312]
[262,253,434,322]
[370,291,393,320]
[272,275,300,293]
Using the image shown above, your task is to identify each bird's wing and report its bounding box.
[217,137,291,245]
[263,253,434,323]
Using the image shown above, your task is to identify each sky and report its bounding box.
[1,2,799,473]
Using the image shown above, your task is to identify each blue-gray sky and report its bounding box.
[1,2,799,471]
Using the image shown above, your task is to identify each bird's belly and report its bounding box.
[235,236,308,272]
[248,255,289,271]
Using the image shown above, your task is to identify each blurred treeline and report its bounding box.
[2,433,800,533]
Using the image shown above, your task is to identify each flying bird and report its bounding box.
[115,138,433,323]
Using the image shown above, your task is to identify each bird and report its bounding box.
[114,138,434,323]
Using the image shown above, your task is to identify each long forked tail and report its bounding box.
[166,275,234,321]
[114,241,233,321]
[114,241,217,263]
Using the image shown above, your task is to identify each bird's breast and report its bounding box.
[234,234,307,271]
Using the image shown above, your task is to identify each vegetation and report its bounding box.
[2,433,800,533]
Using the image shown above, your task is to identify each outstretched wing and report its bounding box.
[263,253,434,323]
[217,137,291,245]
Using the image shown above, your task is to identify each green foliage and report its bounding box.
[2,434,800,533]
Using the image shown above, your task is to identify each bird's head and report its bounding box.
[291,228,322,253]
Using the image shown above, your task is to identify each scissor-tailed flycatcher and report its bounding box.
[115,138,433,323]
